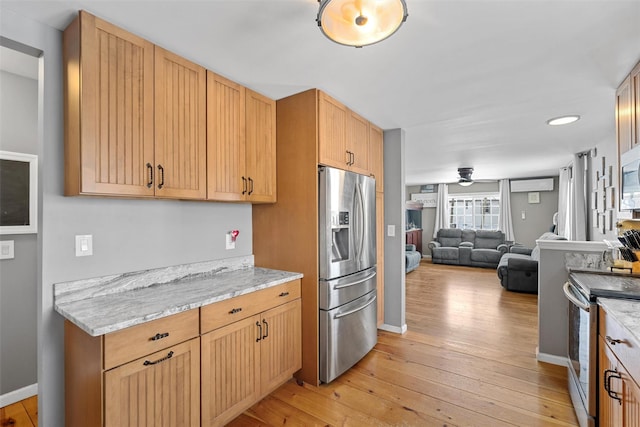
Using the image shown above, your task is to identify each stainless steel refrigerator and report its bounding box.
[318,166,377,383]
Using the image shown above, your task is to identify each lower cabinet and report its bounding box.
[104,338,200,427]
[598,306,640,427]
[64,280,301,427]
[201,299,302,426]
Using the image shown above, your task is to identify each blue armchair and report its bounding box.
[406,244,421,273]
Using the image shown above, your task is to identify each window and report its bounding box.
[448,194,500,230]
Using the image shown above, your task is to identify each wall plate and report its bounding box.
[0,240,15,259]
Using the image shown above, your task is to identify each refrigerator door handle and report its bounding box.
[355,182,365,261]
[334,292,376,319]
[333,271,377,290]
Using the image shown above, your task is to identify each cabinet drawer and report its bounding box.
[599,306,640,383]
[104,309,199,370]
[201,279,301,333]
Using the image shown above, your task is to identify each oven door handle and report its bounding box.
[563,281,590,312]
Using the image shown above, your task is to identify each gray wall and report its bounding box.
[0,70,38,395]
[407,177,559,254]
[1,10,252,425]
[382,129,406,331]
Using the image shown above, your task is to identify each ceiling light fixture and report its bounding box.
[546,115,581,126]
[458,167,474,187]
[317,0,409,48]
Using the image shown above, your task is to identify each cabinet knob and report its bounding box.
[229,307,243,314]
[606,335,624,345]
[150,332,169,341]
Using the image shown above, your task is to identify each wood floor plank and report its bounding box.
[22,396,37,427]
[0,401,33,427]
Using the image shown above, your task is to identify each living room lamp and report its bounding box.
[317,0,409,48]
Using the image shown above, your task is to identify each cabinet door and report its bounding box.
[154,47,206,199]
[376,192,384,326]
[65,11,155,197]
[104,338,200,427]
[318,92,349,169]
[347,110,370,175]
[617,75,634,156]
[207,72,246,201]
[369,124,384,193]
[622,367,640,427]
[259,299,302,394]
[600,337,623,427]
[201,315,260,427]
[245,89,276,203]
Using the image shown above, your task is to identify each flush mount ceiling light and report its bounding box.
[546,115,581,126]
[458,167,474,187]
[317,0,408,48]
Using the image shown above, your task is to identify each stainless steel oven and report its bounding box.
[563,280,598,427]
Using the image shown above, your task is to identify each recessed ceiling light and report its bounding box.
[546,115,581,126]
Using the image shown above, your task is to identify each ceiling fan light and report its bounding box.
[317,0,408,48]
[546,115,580,126]
[458,180,474,187]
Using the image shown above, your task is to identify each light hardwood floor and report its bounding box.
[2,261,578,426]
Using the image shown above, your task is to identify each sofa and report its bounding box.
[497,232,566,293]
[406,244,421,273]
[428,229,508,268]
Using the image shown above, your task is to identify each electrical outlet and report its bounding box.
[75,235,93,257]
[226,233,235,250]
[387,225,395,237]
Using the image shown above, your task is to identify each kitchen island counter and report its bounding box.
[54,255,302,336]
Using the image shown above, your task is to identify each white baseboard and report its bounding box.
[536,349,568,367]
[0,383,37,407]
[378,323,408,334]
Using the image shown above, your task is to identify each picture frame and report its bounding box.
[607,187,616,209]
[593,210,600,229]
[0,151,38,234]
[420,184,435,193]
[527,192,540,204]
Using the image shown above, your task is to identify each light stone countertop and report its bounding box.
[598,298,640,345]
[54,255,303,337]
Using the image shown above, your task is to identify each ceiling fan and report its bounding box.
[457,167,474,186]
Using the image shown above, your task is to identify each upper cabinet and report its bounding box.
[154,47,207,199]
[206,72,276,203]
[64,11,156,197]
[64,11,274,203]
[318,91,371,175]
[617,61,640,157]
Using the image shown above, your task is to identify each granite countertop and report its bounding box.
[54,255,303,337]
[569,270,640,300]
[599,298,640,345]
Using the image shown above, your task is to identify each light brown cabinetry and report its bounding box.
[632,62,640,152]
[64,11,206,199]
[207,72,276,202]
[200,281,301,427]
[617,74,634,156]
[65,309,201,427]
[598,306,640,427]
[64,280,301,427]
[253,89,383,385]
[318,91,371,175]
[369,124,384,192]
[376,192,385,326]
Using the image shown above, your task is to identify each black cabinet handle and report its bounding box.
[229,307,243,314]
[606,335,624,345]
[146,163,153,188]
[242,176,247,195]
[279,292,290,297]
[350,152,355,165]
[604,369,622,404]
[248,177,254,195]
[150,332,169,341]
[262,319,269,339]
[256,321,262,342]
[143,351,173,366]
[157,165,165,189]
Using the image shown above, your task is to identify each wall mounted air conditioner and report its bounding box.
[510,178,554,192]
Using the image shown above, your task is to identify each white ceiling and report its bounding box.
[1,0,639,185]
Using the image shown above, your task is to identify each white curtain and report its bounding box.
[498,179,515,241]
[557,154,588,240]
[433,183,449,238]
[570,154,588,240]
[557,167,571,238]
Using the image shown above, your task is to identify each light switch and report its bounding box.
[0,240,15,259]
[75,235,93,257]
[521,210,526,220]
[387,225,396,237]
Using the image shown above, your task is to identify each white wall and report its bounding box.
[1,9,253,425]
[0,70,39,397]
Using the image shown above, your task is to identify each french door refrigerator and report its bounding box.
[318,166,377,383]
